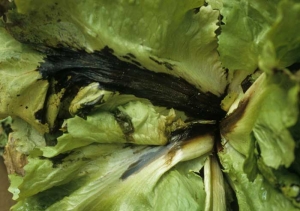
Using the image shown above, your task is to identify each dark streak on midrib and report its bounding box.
[121,124,215,180]
[38,46,225,120]
[220,98,250,135]
[120,147,168,180]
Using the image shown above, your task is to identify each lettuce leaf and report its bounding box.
[259,0,300,72]
[42,98,185,157]
[218,0,280,72]
[7,0,228,96]
[253,72,299,168]
[9,133,214,210]
[1,0,300,210]
[218,141,300,211]
[0,27,48,133]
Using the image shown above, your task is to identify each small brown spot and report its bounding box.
[165,145,179,165]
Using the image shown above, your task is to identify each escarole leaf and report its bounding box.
[8,0,227,96]
[10,134,214,211]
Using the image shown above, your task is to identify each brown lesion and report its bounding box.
[3,134,27,176]
[113,109,135,143]
[220,97,250,136]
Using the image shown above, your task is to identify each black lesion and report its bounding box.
[122,54,142,67]
[241,74,253,93]
[122,55,131,60]
[113,109,134,135]
[0,0,15,21]
[1,120,13,135]
[287,63,300,73]
[130,60,142,67]
[149,56,163,65]
[38,46,226,120]
[164,62,174,70]
[170,122,216,143]
[127,53,136,59]
[35,108,46,124]
[149,56,174,70]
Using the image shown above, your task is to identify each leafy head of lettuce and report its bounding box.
[0,0,300,210]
